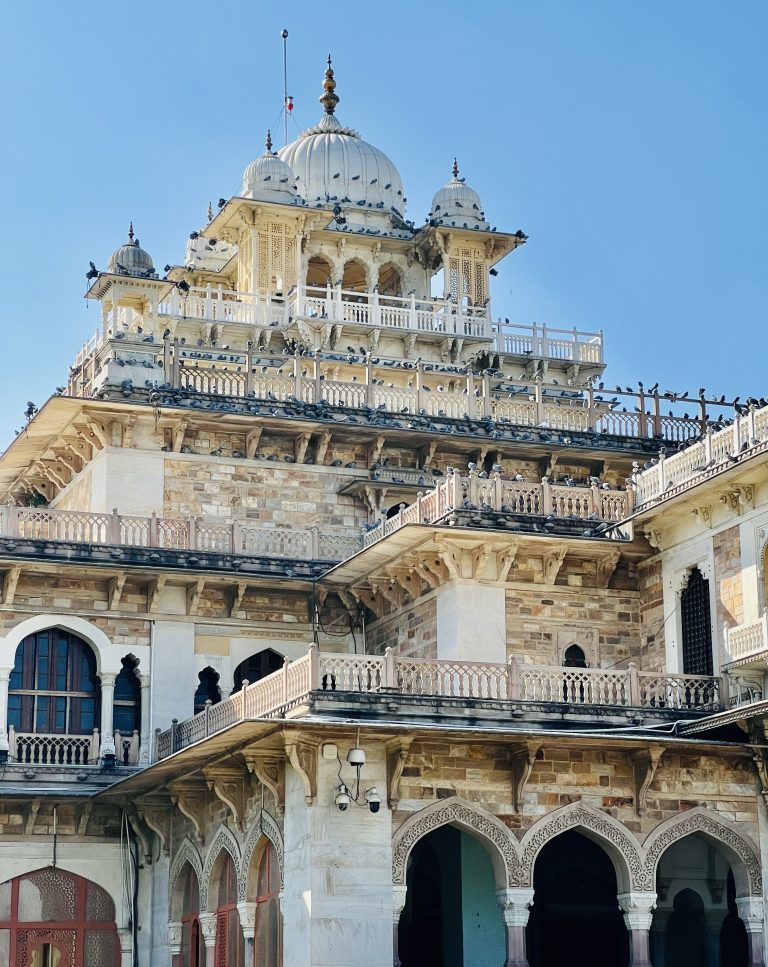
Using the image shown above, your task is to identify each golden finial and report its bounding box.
[319,54,339,115]
[207,202,213,223]
[128,221,135,242]
[452,159,459,179]
[265,129,273,153]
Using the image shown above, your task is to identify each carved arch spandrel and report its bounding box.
[238,810,285,902]
[391,796,519,889]
[168,837,204,920]
[640,806,763,896]
[202,824,242,911]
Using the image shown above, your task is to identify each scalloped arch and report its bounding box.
[168,838,204,920]
[238,811,284,902]
[202,825,242,911]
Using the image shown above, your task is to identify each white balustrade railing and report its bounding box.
[725,614,768,664]
[153,647,724,760]
[9,726,100,766]
[2,506,361,563]
[361,469,631,549]
[633,402,768,508]
[491,321,603,364]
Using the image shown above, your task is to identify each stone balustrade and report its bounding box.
[633,402,768,508]
[153,646,725,761]
[0,506,360,562]
[361,469,632,549]
[724,614,768,665]
[9,726,100,766]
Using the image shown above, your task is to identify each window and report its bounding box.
[8,631,100,735]
[233,651,283,694]
[213,855,244,967]
[180,866,203,967]
[193,668,221,715]
[254,844,282,967]
[563,645,587,668]
[681,568,714,676]
[113,658,140,735]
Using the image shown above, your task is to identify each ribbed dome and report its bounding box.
[430,161,489,230]
[277,59,407,228]
[107,224,157,277]
[242,131,302,203]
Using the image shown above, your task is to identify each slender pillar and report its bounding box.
[99,672,116,758]
[117,927,133,967]
[735,897,766,967]
[496,887,535,967]
[167,921,183,967]
[618,892,657,967]
[237,901,256,963]
[0,667,10,753]
[198,912,217,967]
[139,673,151,764]
[392,885,407,967]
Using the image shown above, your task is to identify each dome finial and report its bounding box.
[452,158,459,179]
[265,129,273,153]
[319,54,339,115]
[128,221,135,242]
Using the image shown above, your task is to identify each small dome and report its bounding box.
[107,224,157,277]
[242,131,302,202]
[429,161,490,230]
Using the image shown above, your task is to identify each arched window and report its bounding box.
[213,854,244,967]
[233,650,283,693]
[253,843,282,967]
[563,645,587,668]
[180,864,203,967]
[113,657,140,735]
[193,668,221,715]
[681,568,714,676]
[306,256,332,289]
[8,630,100,735]
[0,868,119,967]
[378,263,403,297]
[341,259,367,294]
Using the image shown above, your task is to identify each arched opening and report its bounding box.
[210,852,244,967]
[193,668,221,715]
[233,650,283,693]
[341,259,368,294]
[650,833,749,966]
[177,862,203,967]
[378,262,403,297]
[0,868,119,966]
[526,830,629,967]
[681,568,713,676]
[113,657,140,763]
[305,256,332,289]
[249,841,282,967]
[563,645,587,668]
[398,825,505,967]
[8,629,101,764]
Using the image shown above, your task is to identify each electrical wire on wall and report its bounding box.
[120,810,140,967]
[311,588,365,653]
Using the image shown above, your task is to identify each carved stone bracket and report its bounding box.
[509,742,542,813]
[285,738,318,805]
[386,737,413,808]
[595,548,622,588]
[169,780,208,842]
[203,766,248,831]
[541,547,567,585]
[2,565,21,606]
[139,801,173,855]
[243,751,286,816]
[147,576,166,613]
[108,573,126,611]
[630,746,664,816]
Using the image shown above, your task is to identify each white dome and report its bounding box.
[242,131,302,203]
[430,161,489,231]
[277,59,408,233]
[107,224,157,277]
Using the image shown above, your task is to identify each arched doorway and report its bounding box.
[233,650,283,693]
[341,259,368,294]
[0,868,119,967]
[209,852,244,967]
[398,825,505,967]
[650,833,749,966]
[681,568,713,676]
[193,668,220,715]
[176,862,203,967]
[251,841,282,967]
[378,262,403,297]
[306,256,332,289]
[526,830,629,967]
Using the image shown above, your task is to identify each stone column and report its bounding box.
[237,901,256,963]
[735,896,766,967]
[198,912,217,967]
[392,884,407,967]
[0,668,10,754]
[139,673,151,764]
[167,921,183,967]
[99,672,116,758]
[496,887,534,967]
[618,892,657,967]
[117,927,133,967]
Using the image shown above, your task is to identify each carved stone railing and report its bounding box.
[724,614,768,665]
[633,402,768,508]
[0,506,361,562]
[153,647,724,761]
[9,727,100,766]
[361,469,632,549]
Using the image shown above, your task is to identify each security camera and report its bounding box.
[365,787,381,814]
[335,784,351,812]
[347,747,366,767]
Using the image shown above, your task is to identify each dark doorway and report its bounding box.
[665,889,707,966]
[527,830,629,967]
[681,568,713,676]
[233,649,284,692]
[720,870,749,967]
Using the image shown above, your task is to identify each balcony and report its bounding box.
[361,468,633,550]
[153,646,724,760]
[7,727,140,767]
[725,615,768,670]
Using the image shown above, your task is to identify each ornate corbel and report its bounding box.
[386,737,413,808]
[107,573,126,610]
[284,737,318,805]
[169,780,208,842]
[147,576,166,614]
[367,435,387,467]
[541,547,567,585]
[314,431,333,465]
[509,741,541,813]
[203,766,247,831]
[692,506,711,527]
[245,427,263,460]
[630,746,664,816]
[2,565,21,606]
[138,801,173,855]
[294,432,312,465]
[186,578,206,616]
[243,751,286,816]
[595,548,622,588]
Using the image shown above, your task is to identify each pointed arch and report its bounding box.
[202,825,242,910]
[641,806,762,896]
[169,837,204,919]
[518,801,642,892]
[392,796,518,889]
[239,810,284,901]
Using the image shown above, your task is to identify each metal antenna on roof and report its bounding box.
[281,29,290,147]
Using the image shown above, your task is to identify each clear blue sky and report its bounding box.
[1,1,766,445]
